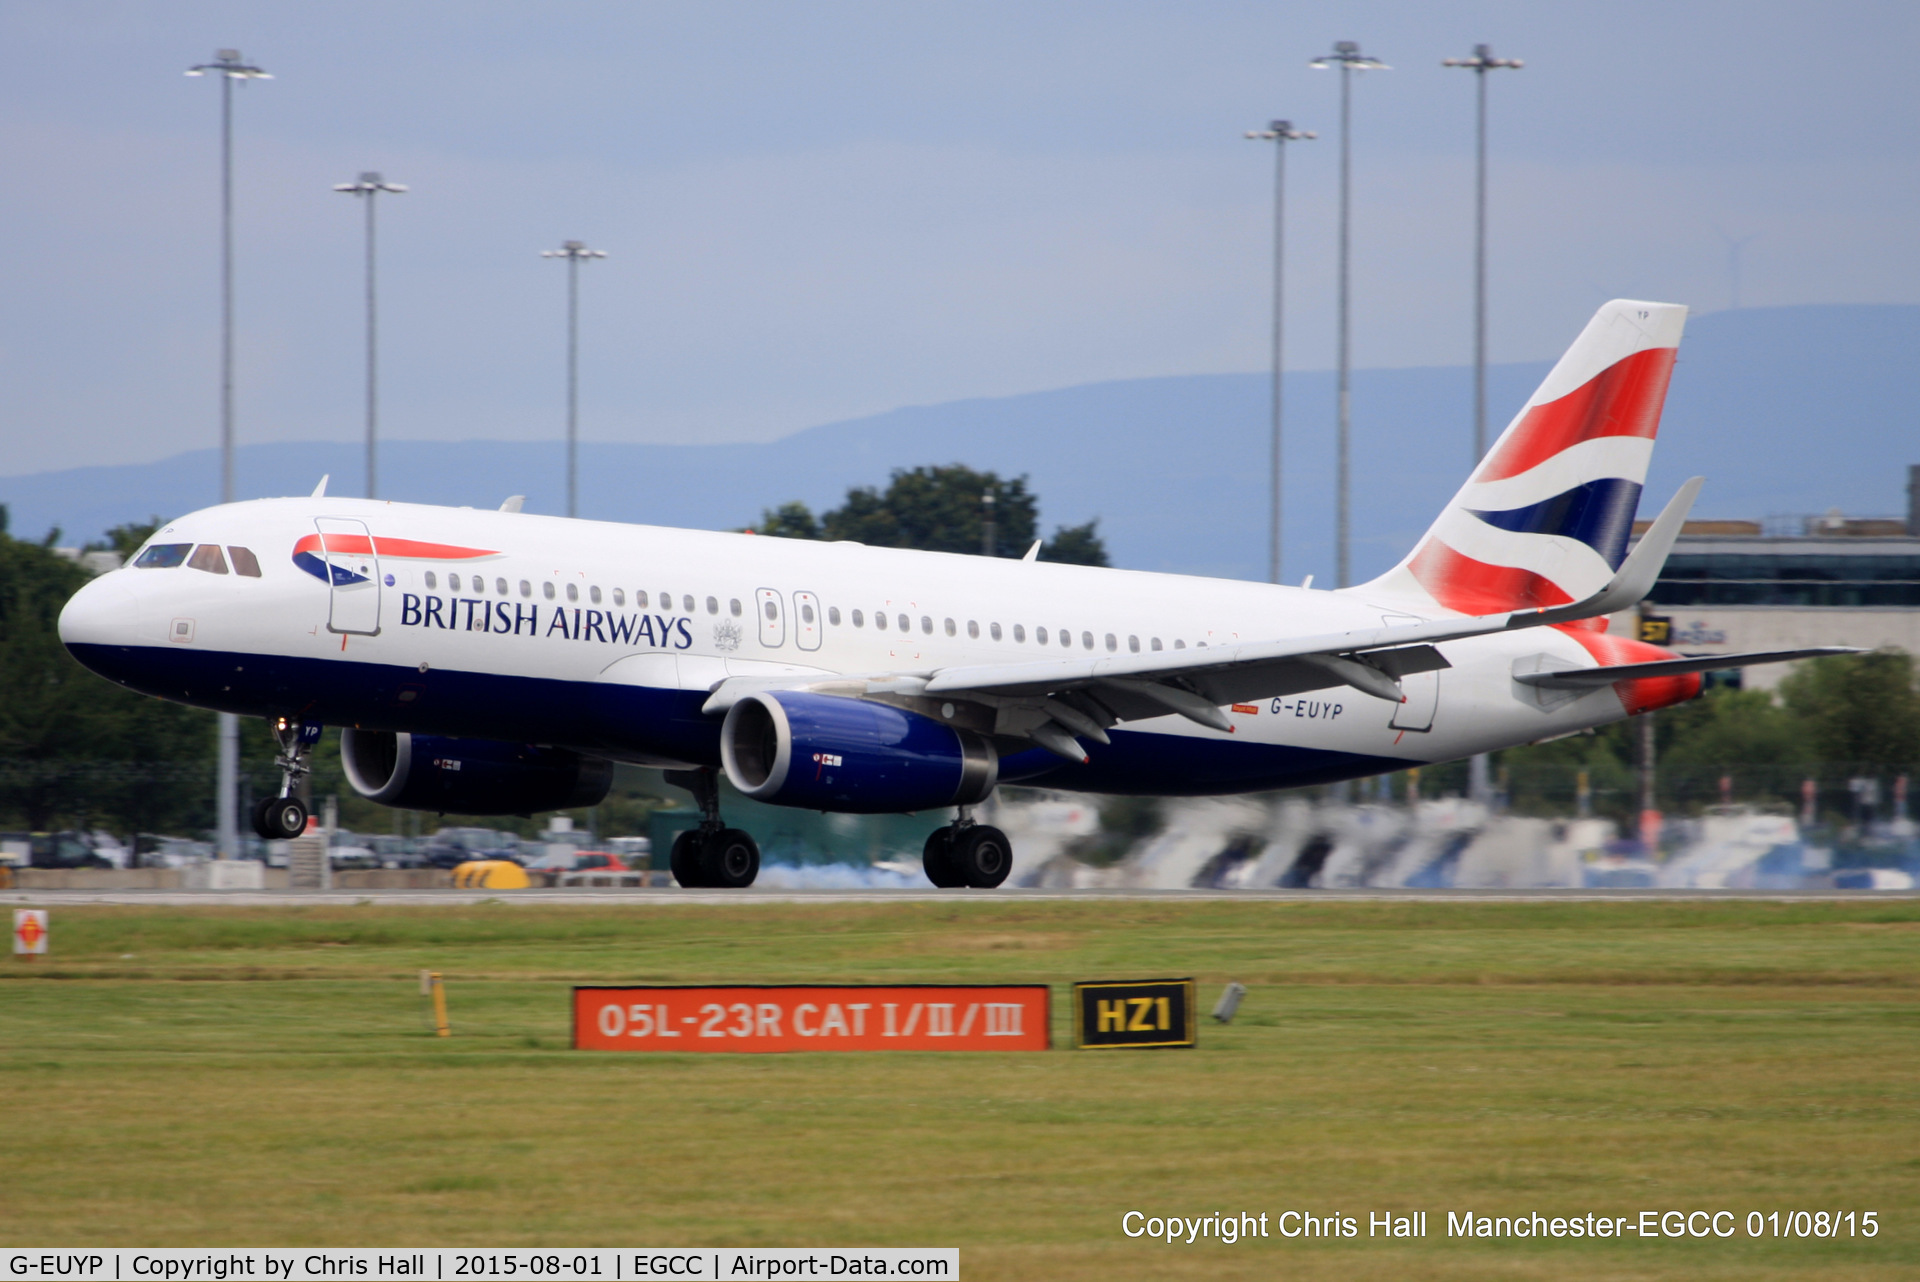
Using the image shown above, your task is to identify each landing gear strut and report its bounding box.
[251,717,315,840]
[664,767,761,889]
[923,805,1012,889]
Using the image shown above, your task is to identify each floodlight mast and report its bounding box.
[1244,120,1315,586]
[1309,40,1388,589]
[1442,44,1523,464]
[186,48,270,863]
[1443,43,1521,812]
[334,173,407,500]
[541,240,608,519]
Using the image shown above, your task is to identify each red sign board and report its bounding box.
[573,985,1051,1053]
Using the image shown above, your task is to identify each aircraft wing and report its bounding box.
[703,479,1736,762]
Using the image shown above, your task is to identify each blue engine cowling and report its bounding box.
[340,729,614,815]
[720,691,997,814]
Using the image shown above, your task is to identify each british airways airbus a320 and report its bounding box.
[58,300,1846,888]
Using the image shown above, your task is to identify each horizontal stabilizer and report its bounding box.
[1513,646,1861,690]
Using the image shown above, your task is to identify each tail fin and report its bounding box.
[1362,299,1687,615]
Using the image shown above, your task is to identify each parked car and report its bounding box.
[422,826,522,868]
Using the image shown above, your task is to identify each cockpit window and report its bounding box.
[134,543,192,568]
[227,547,262,577]
[187,544,229,575]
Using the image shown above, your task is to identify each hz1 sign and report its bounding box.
[1072,977,1197,1049]
[573,984,1051,1052]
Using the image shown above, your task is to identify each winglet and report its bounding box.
[1510,477,1703,628]
[500,495,525,513]
[310,475,330,498]
[1022,541,1042,562]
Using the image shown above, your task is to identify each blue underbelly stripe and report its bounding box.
[63,641,1420,797]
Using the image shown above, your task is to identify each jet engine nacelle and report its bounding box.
[720,691,997,814]
[340,729,614,815]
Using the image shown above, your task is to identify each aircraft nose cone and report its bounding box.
[58,573,138,655]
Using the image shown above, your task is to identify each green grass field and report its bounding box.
[2,898,1916,1280]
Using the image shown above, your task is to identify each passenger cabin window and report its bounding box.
[1128,635,1139,653]
[829,607,842,626]
[1105,633,1117,652]
[635,590,649,607]
[135,543,192,568]
[425,571,439,590]
[613,588,624,607]
[764,599,779,620]
[921,616,933,635]
[497,578,509,595]
[520,580,532,597]
[730,598,742,616]
[590,586,602,605]
[450,573,462,591]
[1150,638,1162,651]
[967,620,979,639]
[989,622,1002,641]
[227,547,262,577]
[708,596,720,615]
[566,583,579,602]
[1082,631,1094,650]
[875,612,887,630]
[682,595,695,612]
[896,613,909,632]
[851,609,863,627]
[802,602,816,624]
[1036,627,1049,645]
[1174,639,1186,649]
[187,544,228,575]
[542,581,555,600]
[1013,624,1025,642]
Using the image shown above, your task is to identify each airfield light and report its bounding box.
[1444,43,1521,809]
[334,173,408,499]
[187,48,270,861]
[1309,40,1387,589]
[1243,120,1315,586]
[541,240,609,519]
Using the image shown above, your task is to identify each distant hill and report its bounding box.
[4,303,1914,585]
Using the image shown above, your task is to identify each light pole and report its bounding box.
[1244,120,1315,586]
[1310,41,1388,588]
[1443,44,1522,463]
[334,173,407,498]
[186,48,270,860]
[541,240,607,518]
[1444,43,1520,810]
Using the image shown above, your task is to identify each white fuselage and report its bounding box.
[60,497,1643,796]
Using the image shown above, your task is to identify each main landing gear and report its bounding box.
[250,717,316,840]
[923,807,1012,889]
[664,767,761,889]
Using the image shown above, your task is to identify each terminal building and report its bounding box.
[1607,465,1920,689]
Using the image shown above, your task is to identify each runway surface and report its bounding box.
[6,887,1915,906]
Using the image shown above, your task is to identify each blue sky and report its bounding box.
[4,1,1918,477]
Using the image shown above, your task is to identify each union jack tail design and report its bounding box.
[1364,299,1687,617]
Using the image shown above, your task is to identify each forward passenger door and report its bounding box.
[316,517,382,636]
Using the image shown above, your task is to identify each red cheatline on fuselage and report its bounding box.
[291,534,498,560]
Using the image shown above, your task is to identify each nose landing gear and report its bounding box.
[250,717,318,840]
[923,806,1012,889]
[664,767,761,889]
